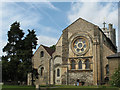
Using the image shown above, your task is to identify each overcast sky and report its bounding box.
[0,1,119,57]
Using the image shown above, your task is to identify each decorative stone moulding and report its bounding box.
[71,35,90,56]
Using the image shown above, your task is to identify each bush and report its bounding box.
[110,65,120,87]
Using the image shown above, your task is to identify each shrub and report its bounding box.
[110,65,120,87]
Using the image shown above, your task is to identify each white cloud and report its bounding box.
[67,2,118,28]
[37,35,57,47]
[67,2,119,51]
[0,2,60,56]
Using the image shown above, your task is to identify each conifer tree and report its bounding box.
[22,29,38,84]
[3,21,24,83]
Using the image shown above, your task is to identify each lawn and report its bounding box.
[2,85,35,90]
[1,85,120,90]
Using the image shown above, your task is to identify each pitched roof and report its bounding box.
[107,52,120,59]
[62,17,98,32]
[42,45,55,56]
[62,17,117,52]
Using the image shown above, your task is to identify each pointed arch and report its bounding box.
[71,60,75,69]
[78,60,82,69]
[41,67,44,76]
[85,59,90,69]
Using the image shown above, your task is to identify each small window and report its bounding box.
[71,60,75,69]
[78,60,82,69]
[106,64,109,74]
[85,59,90,69]
[41,67,44,76]
[57,68,60,77]
[40,51,44,57]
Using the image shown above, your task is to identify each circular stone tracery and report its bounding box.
[72,36,89,55]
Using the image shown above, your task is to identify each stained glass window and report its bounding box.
[73,37,88,54]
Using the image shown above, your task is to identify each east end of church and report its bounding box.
[28,18,120,86]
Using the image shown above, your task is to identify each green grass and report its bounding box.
[54,85,118,88]
[2,85,35,88]
[1,85,120,90]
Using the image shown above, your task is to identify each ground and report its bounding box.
[1,85,120,90]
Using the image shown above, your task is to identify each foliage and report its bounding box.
[50,45,56,50]
[110,65,120,87]
[2,22,24,83]
[2,21,38,84]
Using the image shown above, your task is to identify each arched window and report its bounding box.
[40,51,44,57]
[106,64,109,74]
[85,59,90,69]
[41,67,44,76]
[78,60,82,69]
[71,60,75,69]
[57,68,60,77]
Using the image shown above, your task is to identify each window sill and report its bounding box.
[69,69,93,72]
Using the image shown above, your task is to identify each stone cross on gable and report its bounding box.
[103,22,106,28]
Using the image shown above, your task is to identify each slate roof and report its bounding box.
[42,45,55,56]
[107,52,120,59]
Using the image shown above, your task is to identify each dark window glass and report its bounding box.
[71,60,75,69]
[41,67,44,76]
[40,51,44,57]
[106,65,109,74]
[78,60,82,69]
[85,59,90,69]
[57,69,60,77]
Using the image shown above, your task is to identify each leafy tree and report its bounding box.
[110,65,120,87]
[50,45,56,50]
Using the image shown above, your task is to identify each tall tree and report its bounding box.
[23,29,38,70]
[2,22,38,84]
[3,21,24,83]
[22,29,38,84]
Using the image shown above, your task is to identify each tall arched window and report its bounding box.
[41,67,44,76]
[78,60,82,69]
[85,59,90,69]
[71,60,75,69]
[40,51,44,57]
[106,64,109,74]
[57,68,60,77]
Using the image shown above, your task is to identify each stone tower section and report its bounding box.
[108,24,116,46]
[102,23,116,46]
[62,29,69,65]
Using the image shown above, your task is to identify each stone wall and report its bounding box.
[62,29,69,65]
[68,71,93,85]
[32,45,51,85]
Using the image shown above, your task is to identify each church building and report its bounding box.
[29,18,118,86]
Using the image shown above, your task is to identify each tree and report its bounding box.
[22,29,38,84]
[50,45,56,50]
[1,56,9,82]
[110,65,120,87]
[2,22,38,85]
[23,29,38,71]
[2,21,24,83]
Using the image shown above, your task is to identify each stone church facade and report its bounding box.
[30,18,117,86]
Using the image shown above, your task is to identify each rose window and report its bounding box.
[72,37,89,55]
